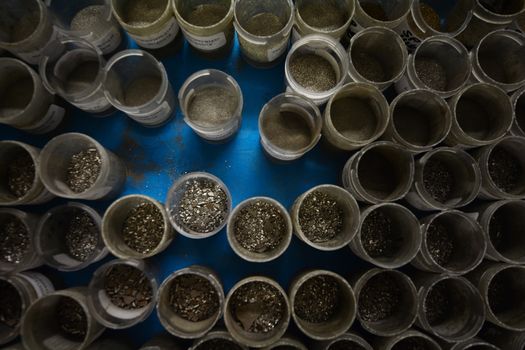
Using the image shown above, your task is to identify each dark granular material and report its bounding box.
[122,202,164,254]
[244,12,284,36]
[66,148,102,193]
[104,264,153,310]
[488,211,505,250]
[185,4,228,27]
[230,281,285,333]
[7,152,34,198]
[488,273,512,315]
[426,222,454,267]
[423,158,455,203]
[298,190,344,243]
[392,337,434,350]
[0,216,29,264]
[299,0,347,31]
[234,200,286,253]
[352,52,386,82]
[424,283,450,326]
[294,275,340,323]
[358,273,401,322]
[488,147,521,194]
[329,341,367,350]
[361,210,402,258]
[361,3,388,21]
[419,3,441,31]
[415,58,448,91]
[169,274,220,322]
[195,339,243,350]
[0,280,22,328]
[57,297,87,340]
[289,54,337,93]
[64,210,98,262]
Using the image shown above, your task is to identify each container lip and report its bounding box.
[294,0,356,36]
[512,86,525,135]
[261,336,307,350]
[0,0,47,47]
[476,0,525,20]
[172,0,234,31]
[324,332,373,350]
[52,0,114,32]
[0,275,28,339]
[189,329,248,350]
[111,0,173,29]
[451,339,500,350]
[0,58,39,123]
[0,208,39,273]
[386,329,441,350]
[410,0,475,37]
[354,0,412,26]
[233,0,294,41]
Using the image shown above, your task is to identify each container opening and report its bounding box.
[392,335,439,350]
[0,65,34,119]
[413,0,473,33]
[0,145,35,202]
[289,49,341,93]
[235,0,290,37]
[113,0,168,27]
[0,0,40,44]
[517,92,525,133]
[478,0,525,16]
[50,0,109,34]
[176,0,231,27]
[51,49,101,96]
[328,339,367,350]
[488,140,525,195]
[489,201,525,262]
[478,34,525,85]
[488,267,525,329]
[185,84,239,129]
[297,0,350,31]
[358,0,412,21]
[0,278,23,337]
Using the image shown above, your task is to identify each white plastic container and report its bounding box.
[511,86,525,136]
[293,0,355,40]
[350,0,412,33]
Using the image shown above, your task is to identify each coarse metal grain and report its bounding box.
[361,210,402,258]
[104,264,153,310]
[122,202,164,254]
[261,110,314,152]
[358,273,400,322]
[169,274,220,322]
[57,297,87,340]
[415,58,448,91]
[352,52,386,82]
[185,4,228,27]
[187,86,238,128]
[64,210,98,262]
[0,216,29,264]
[195,339,243,350]
[423,158,455,203]
[70,5,107,36]
[294,275,340,323]
[424,283,450,326]
[289,54,337,93]
[244,12,284,36]
[0,279,22,328]
[123,0,166,26]
[66,148,102,193]
[329,340,367,350]
[426,222,454,267]
[488,147,521,193]
[299,0,347,31]
[6,152,34,198]
[298,190,344,243]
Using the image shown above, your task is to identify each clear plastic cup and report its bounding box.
[350,0,412,33]
[87,259,158,329]
[284,34,349,105]
[342,142,415,204]
[395,35,471,98]
[262,336,307,350]
[189,328,248,350]
[482,325,525,350]
[515,12,525,33]
[21,287,106,350]
[0,58,64,134]
[103,49,175,127]
[141,334,181,350]
[447,339,500,350]
[35,202,107,271]
[511,86,525,136]
[313,332,373,350]
[179,69,243,142]
[373,329,441,350]
[406,147,482,211]
[348,27,408,91]
[350,203,421,269]
[0,141,54,206]
[259,92,322,161]
[156,265,224,339]
[293,0,355,40]
[446,83,513,148]
[384,90,452,153]
[39,133,126,200]
[102,194,175,259]
[234,0,294,66]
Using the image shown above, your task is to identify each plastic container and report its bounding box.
[102,194,174,259]
[259,92,322,161]
[347,27,408,91]
[103,50,175,127]
[352,269,417,336]
[482,325,525,350]
[87,259,158,329]
[234,0,294,66]
[350,0,413,33]
[87,339,133,350]
[0,58,64,134]
[157,265,224,338]
[172,0,234,54]
[0,208,42,274]
[446,339,500,350]
[313,332,373,350]
[290,184,360,251]
[395,35,471,98]
[350,203,421,269]
[141,334,181,350]
[224,276,290,348]
[342,141,415,203]
[446,83,513,148]
[413,210,486,275]
[166,172,231,239]
[179,69,243,142]
[515,12,525,32]
[0,272,54,345]
[39,133,126,200]
[227,197,292,263]
[373,329,441,350]
[293,0,355,40]
[40,37,114,115]
[285,34,349,105]
[415,274,485,342]
[189,328,248,350]
[511,86,525,136]
[47,0,122,55]
[406,147,482,211]
[112,0,179,50]
[384,90,452,153]
[262,336,307,350]
[35,202,107,271]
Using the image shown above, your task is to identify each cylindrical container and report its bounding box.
[289,270,356,340]
[350,203,421,269]
[35,202,107,271]
[446,83,513,148]
[47,0,122,55]
[87,259,158,329]
[0,58,64,134]
[86,339,133,350]
[262,336,307,350]
[173,0,234,54]
[350,0,413,33]
[259,92,322,161]
[384,90,452,153]
[234,0,294,66]
[413,210,486,275]
[482,325,525,350]
[446,339,500,350]
[395,35,471,98]
[40,37,114,115]
[353,269,417,337]
[21,288,106,350]
[112,0,179,50]
[406,147,482,211]
[39,133,126,200]
[471,30,525,92]
[348,27,408,91]
[189,328,248,350]
[102,194,174,259]
[179,69,243,142]
[511,86,525,136]
[157,265,224,339]
[313,332,373,350]
[165,172,231,239]
[0,141,54,206]
[293,0,355,40]
[373,329,441,350]
[141,334,181,350]
[323,83,389,151]
[103,50,175,127]
[290,185,360,251]
[0,272,54,345]
[224,276,291,348]
[0,208,42,274]
[415,274,485,342]
[285,34,349,105]
[227,197,292,263]
[342,142,415,203]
